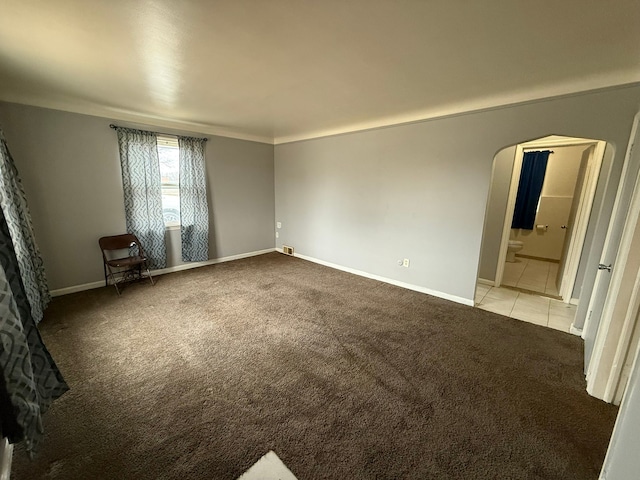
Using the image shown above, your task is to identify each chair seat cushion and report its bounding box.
[106,256,147,268]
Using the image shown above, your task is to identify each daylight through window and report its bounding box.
[157,135,180,226]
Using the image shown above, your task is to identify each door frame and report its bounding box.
[494,136,605,303]
[586,115,640,402]
[560,141,606,301]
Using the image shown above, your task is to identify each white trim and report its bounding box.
[274,80,640,144]
[587,113,640,401]
[276,249,474,307]
[477,278,495,287]
[588,184,640,400]
[51,280,105,297]
[584,114,640,342]
[156,134,179,147]
[4,96,273,144]
[605,266,640,400]
[9,81,639,147]
[570,324,583,336]
[50,248,276,297]
[495,137,603,302]
[520,136,604,149]
[152,248,276,276]
[0,438,12,480]
[559,141,606,302]
[599,337,640,480]
[495,144,525,287]
[570,297,579,306]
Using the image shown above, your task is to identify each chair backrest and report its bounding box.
[98,234,144,260]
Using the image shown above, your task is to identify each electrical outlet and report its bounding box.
[276,222,282,228]
[275,231,279,238]
[402,258,410,268]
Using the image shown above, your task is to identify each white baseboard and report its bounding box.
[152,248,276,276]
[477,278,495,287]
[50,248,276,297]
[51,280,106,296]
[570,297,579,306]
[570,324,583,336]
[276,249,474,307]
[0,438,12,480]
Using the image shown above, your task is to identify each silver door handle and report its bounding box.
[598,263,612,272]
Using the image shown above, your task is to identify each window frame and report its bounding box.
[157,135,181,229]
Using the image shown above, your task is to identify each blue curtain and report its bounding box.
[511,151,551,230]
[115,127,167,269]
[0,129,50,324]
[178,136,209,262]
[0,129,67,456]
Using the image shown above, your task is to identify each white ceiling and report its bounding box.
[1,0,639,144]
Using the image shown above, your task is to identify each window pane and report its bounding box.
[158,144,180,225]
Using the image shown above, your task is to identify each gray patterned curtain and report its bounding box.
[0,129,50,324]
[0,207,68,457]
[115,127,166,269]
[178,136,209,262]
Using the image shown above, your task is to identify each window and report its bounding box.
[157,135,180,227]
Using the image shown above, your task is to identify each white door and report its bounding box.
[584,119,640,371]
[599,341,640,479]
[556,147,591,293]
[584,262,615,369]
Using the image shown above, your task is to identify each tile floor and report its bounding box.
[475,283,576,333]
[503,256,560,296]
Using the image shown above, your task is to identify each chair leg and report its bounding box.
[138,263,153,286]
[106,264,121,296]
[146,267,154,286]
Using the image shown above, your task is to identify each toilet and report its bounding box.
[506,240,524,262]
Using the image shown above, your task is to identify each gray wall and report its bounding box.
[275,85,640,303]
[0,102,275,290]
[478,145,516,281]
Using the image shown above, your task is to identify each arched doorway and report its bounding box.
[476,135,609,333]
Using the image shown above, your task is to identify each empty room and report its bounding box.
[2,1,640,479]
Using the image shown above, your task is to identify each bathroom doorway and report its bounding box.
[478,135,606,303]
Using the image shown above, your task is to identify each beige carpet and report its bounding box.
[12,253,617,479]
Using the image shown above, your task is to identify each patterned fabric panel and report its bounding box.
[178,136,209,262]
[0,208,68,457]
[115,127,167,269]
[0,370,23,440]
[0,129,50,324]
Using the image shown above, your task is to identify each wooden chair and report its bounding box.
[98,234,154,295]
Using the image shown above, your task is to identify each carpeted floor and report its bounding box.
[12,252,617,479]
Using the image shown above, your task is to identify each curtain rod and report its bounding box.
[109,124,208,142]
